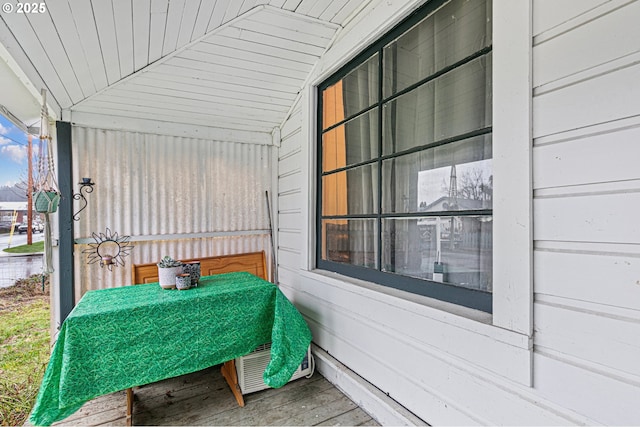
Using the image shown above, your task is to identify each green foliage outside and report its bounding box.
[0,275,50,426]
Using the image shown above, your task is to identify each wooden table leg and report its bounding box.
[221,360,245,407]
[126,387,134,426]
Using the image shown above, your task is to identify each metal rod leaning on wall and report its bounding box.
[265,191,278,284]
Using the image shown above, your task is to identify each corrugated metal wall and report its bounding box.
[71,126,273,297]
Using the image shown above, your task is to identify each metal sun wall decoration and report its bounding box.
[83,228,134,271]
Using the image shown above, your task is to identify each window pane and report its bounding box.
[322,109,378,172]
[382,53,492,155]
[382,134,492,214]
[322,53,379,129]
[321,219,378,268]
[322,164,378,216]
[382,216,492,292]
[383,0,492,97]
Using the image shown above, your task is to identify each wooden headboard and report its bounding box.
[131,251,268,285]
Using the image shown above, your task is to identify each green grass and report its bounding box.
[0,277,50,426]
[2,241,44,254]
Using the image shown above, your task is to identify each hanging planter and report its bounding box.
[33,189,61,213]
[33,89,60,274]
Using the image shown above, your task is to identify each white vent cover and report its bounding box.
[235,343,312,394]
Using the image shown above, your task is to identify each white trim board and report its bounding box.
[311,344,428,426]
[69,111,272,145]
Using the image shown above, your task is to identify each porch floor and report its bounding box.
[46,365,380,426]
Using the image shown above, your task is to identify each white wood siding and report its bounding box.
[277,0,640,424]
[532,0,640,424]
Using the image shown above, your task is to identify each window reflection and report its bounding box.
[383,216,492,292]
[322,53,379,129]
[322,219,378,269]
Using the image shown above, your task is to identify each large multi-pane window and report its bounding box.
[317,0,493,312]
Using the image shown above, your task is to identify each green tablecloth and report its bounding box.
[29,272,312,426]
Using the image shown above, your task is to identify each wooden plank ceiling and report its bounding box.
[0,0,367,135]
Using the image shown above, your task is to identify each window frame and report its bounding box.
[301,0,532,344]
[315,0,495,313]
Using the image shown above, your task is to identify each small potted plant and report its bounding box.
[157,256,183,289]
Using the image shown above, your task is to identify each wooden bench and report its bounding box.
[127,251,268,424]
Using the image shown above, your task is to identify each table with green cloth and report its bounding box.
[29,272,312,426]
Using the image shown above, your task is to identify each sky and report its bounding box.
[0,114,33,187]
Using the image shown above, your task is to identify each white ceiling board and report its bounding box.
[117,80,294,108]
[207,0,234,32]
[146,64,302,94]
[72,5,341,134]
[75,102,278,134]
[177,49,310,81]
[330,0,367,24]
[201,35,318,65]
[23,11,84,103]
[239,0,261,15]
[164,56,303,90]
[294,0,324,16]
[67,0,109,92]
[0,5,71,109]
[162,0,186,56]
[103,88,289,115]
[176,0,202,47]
[268,0,288,8]
[217,26,326,57]
[112,0,135,78]
[132,0,151,71]
[134,72,298,103]
[308,1,332,18]
[319,0,349,23]
[191,42,314,73]
[44,0,96,98]
[192,1,216,40]
[0,0,372,140]
[243,8,338,41]
[148,0,169,63]
[282,0,303,12]
[91,0,121,85]
[222,0,244,23]
[0,55,42,126]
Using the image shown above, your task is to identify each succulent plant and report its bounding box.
[157,256,182,268]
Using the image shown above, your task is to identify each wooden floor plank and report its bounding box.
[43,365,378,426]
[318,408,381,426]
[196,379,335,425]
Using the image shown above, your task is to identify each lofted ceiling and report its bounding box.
[0,0,370,136]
